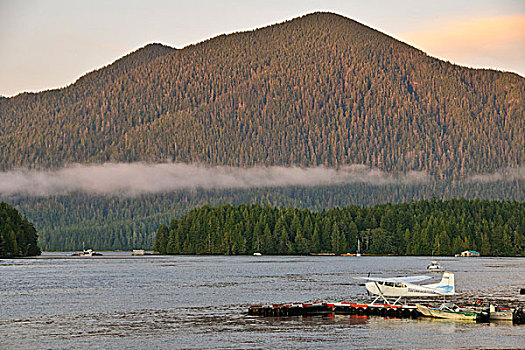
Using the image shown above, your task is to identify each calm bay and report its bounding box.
[1,254,524,349]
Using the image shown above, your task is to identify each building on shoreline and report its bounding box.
[457,250,481,257]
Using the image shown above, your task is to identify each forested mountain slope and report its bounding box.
[1,12,523,178]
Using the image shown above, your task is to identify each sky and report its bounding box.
[0,0,524,97]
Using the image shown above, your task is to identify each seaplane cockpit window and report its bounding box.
[385,282,394,287]
[394,283,405,288]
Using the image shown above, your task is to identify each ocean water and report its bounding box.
[1,254,524,349]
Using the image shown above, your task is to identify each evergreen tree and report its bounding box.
[153,224,168,254]
[0,202,41,258]
[261,224,274,254]
[311,225,321,252]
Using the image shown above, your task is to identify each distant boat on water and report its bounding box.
[71,249,103,257]
[341,239,362,256]
[427,260,445,272]
[71,243,103,257]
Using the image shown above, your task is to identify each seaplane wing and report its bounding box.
[354,275,432,283]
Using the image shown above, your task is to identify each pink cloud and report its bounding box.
[401,14,525,75]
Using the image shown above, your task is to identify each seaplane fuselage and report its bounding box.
[366,280,451,297]
[359,272,456,303]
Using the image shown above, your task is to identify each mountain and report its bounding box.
[1,12,523,179]
[1,12,524,251]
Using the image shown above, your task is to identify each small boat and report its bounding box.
[71,242,102,257]
[416,303,489,322]
[470,300,515,322]
[80,249,102,256]
[71,249,103,257]
[488,304,514,321]
[253,252,262,256]
[427,260,445,272]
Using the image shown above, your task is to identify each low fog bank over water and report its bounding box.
[0,163,429,196]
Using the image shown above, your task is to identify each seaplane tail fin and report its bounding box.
[434,272,455,294]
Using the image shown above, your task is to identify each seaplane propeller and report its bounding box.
[366,272,371,296]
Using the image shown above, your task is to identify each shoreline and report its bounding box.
[7,252,525,259]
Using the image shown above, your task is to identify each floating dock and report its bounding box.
[248,301,525,324]
[248,302,419,319]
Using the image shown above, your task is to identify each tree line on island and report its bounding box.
[0,202,40,258]
[8,180,525,251]
[153,199,525,256]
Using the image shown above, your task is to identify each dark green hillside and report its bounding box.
[0,202,40,257]
[6,180,524,251]
[154,199,525,256]
[1,12,523,177]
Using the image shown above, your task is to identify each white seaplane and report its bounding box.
[354,272,457,305]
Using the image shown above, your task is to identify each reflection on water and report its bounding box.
[0,254,524,349]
